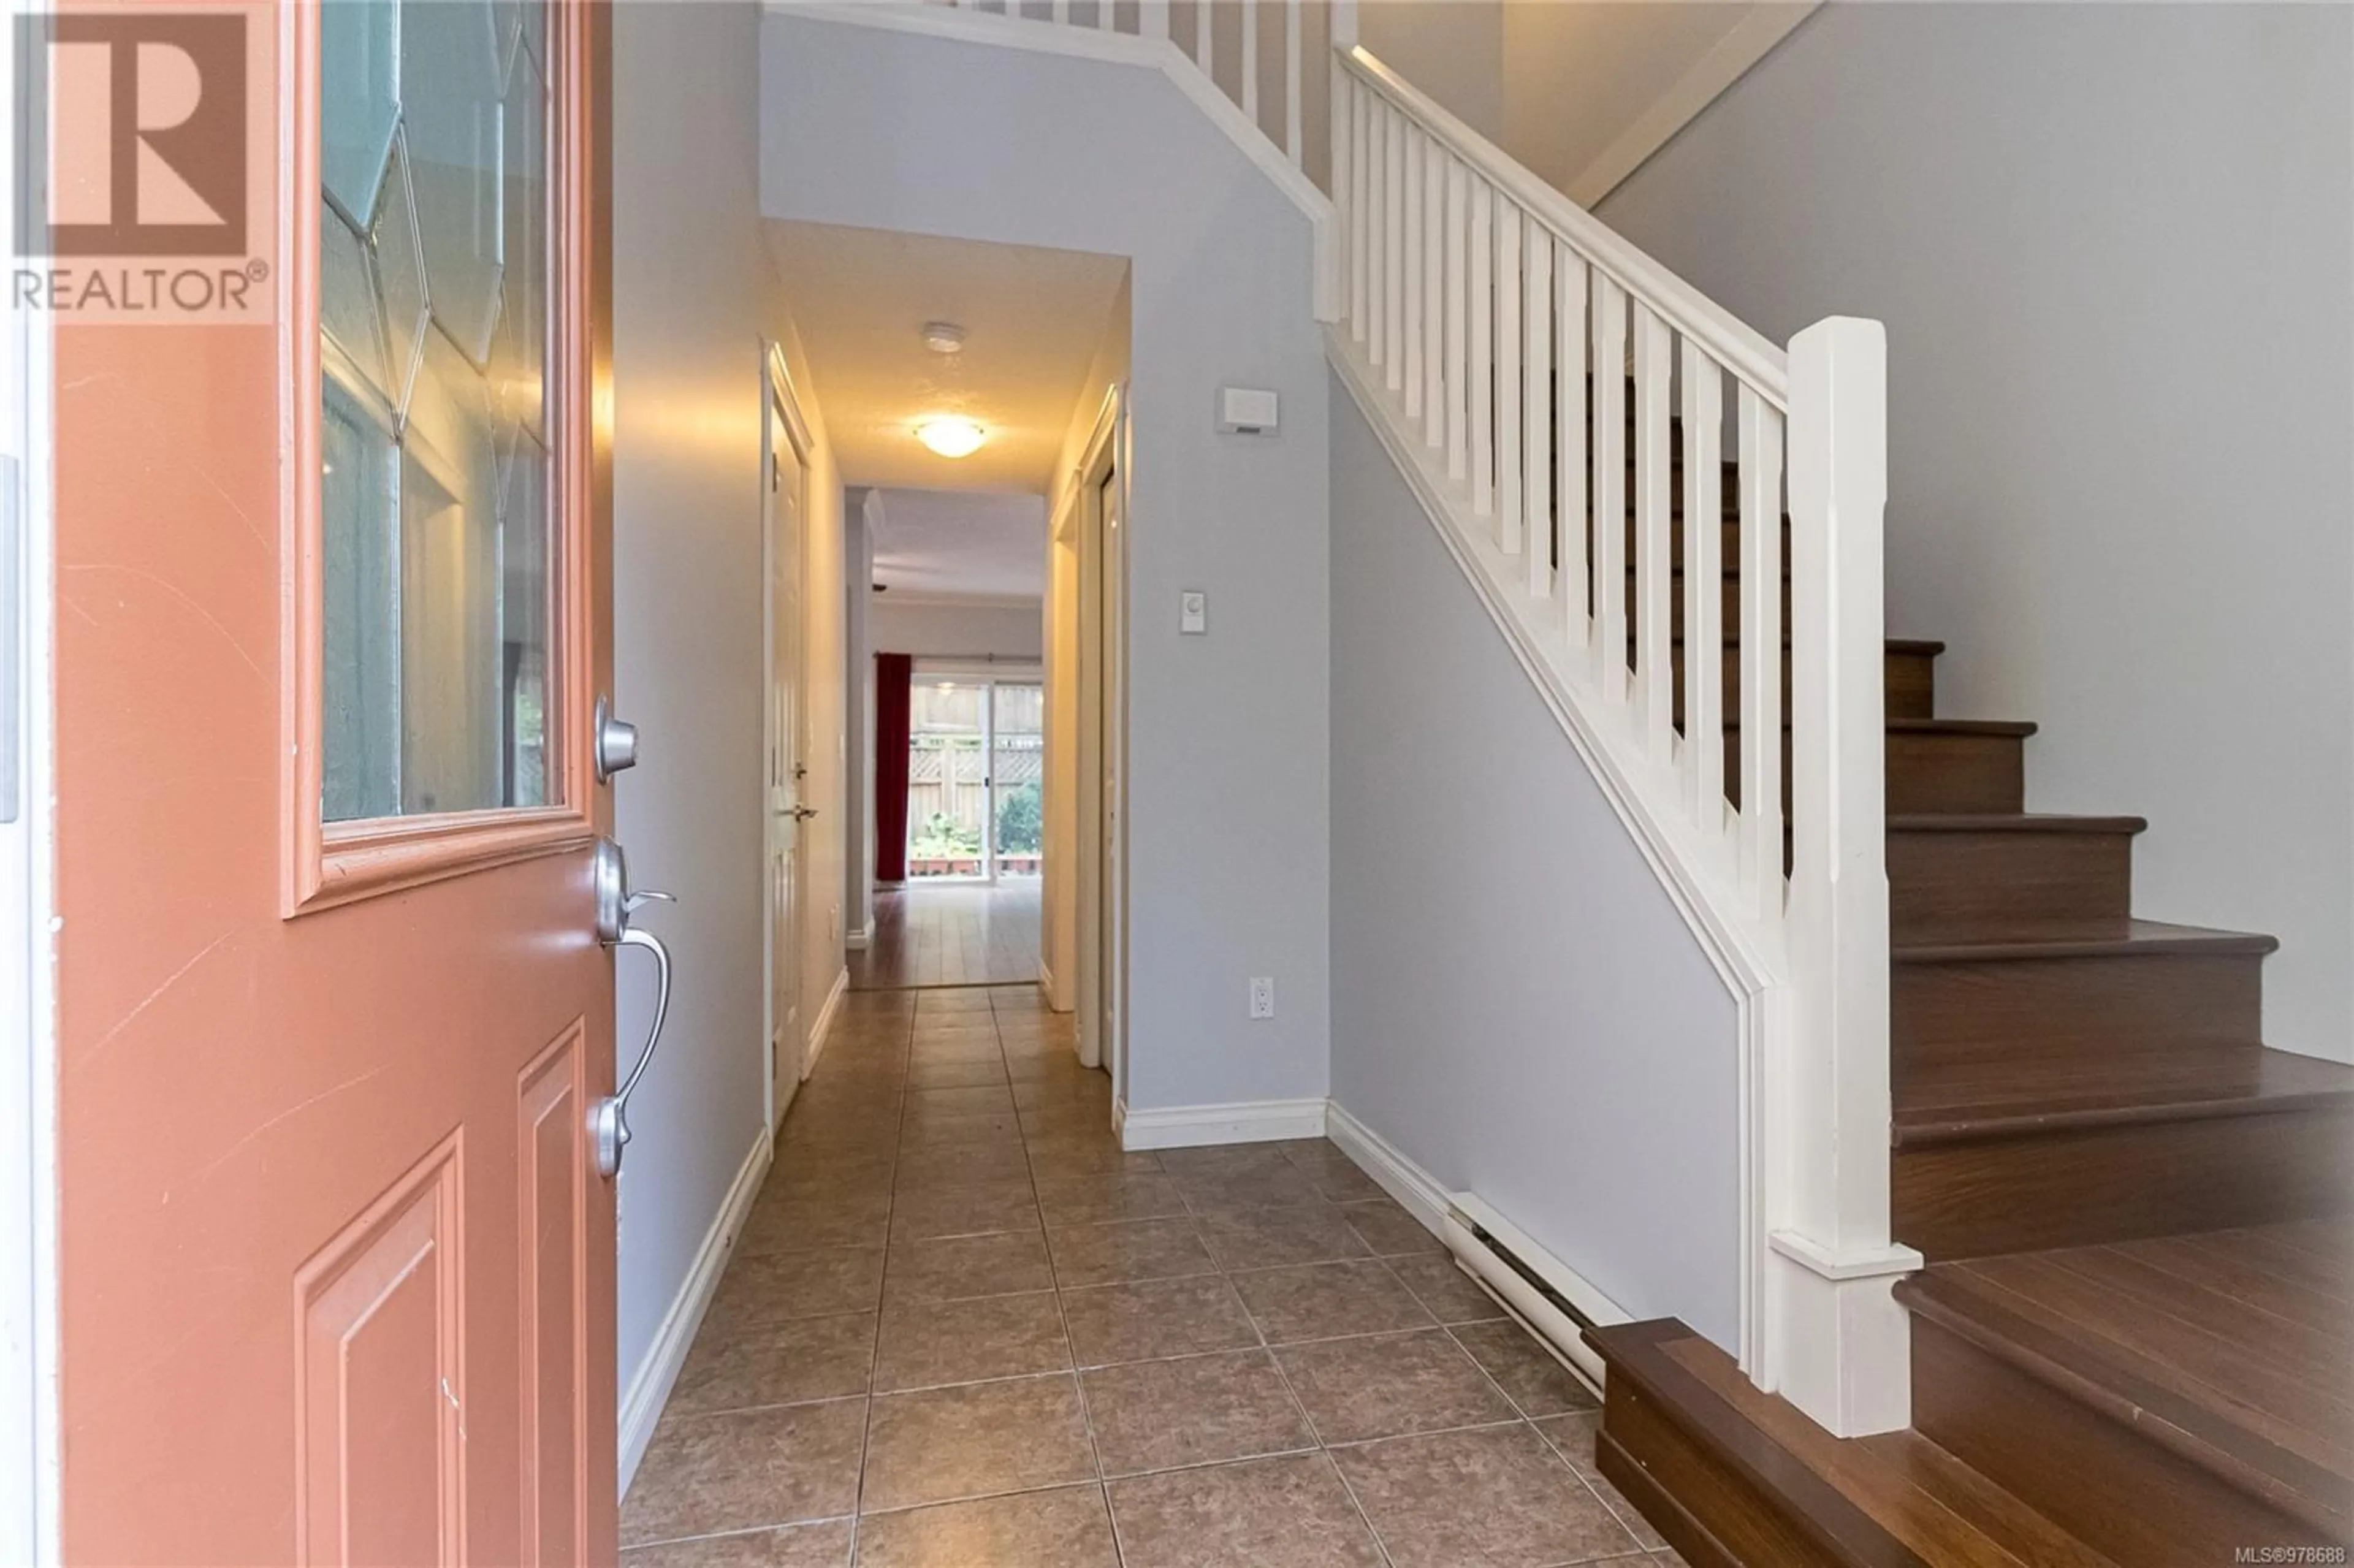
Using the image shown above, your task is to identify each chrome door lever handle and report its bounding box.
[593,924,672,1178]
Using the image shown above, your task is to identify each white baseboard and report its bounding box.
[1117,1097,1328,1151]
[618,1129,772,1494]
[845,920,874,951]
[802,965,848,1082]
[1322,1102,1451,1236]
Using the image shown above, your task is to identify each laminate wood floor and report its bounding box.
[849,882,1042,991]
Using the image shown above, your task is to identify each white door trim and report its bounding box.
[1,1,61,1549]
[1070,388,1129,1102]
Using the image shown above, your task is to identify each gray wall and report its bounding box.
[1329,379,1742,1347]
[612,0,828,1461]
[1598,3,2354,1063]
[870,598,1046,663]
[764,12,1335,1114]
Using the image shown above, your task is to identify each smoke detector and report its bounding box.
[920,321,966,355]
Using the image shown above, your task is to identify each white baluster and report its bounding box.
[1593,278,1626,703]
[1496,202,1523,554]
[1284,0,1302,164]
[1050,0,1067,23]
[1682,342,1724,833]
[1195,0,1212,77]
[1368,101,1386,371]
[1145,0,1171,38]
[1737,384,1783,910]
[1402,129,1423,423]
[1556,245,1589,653]
[1420,141,1442,449]
[1384,105,1404,394]
[1444,155,1467,482]
[1469,178,1493,517]
[1634,304,1674,764]
[1095,0,1111,28]
[1241,0,1259,123]
[1523,222,1552,602]
[1354,90,1369,341]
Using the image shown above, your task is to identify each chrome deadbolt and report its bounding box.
[593,694,639,782]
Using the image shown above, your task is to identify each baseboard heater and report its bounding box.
[1441,1192,1632,1392]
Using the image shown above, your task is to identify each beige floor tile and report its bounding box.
[872,1291,1071,1391]
[885,1178,1040,1243]
[884,1230,1054,1304]
[1025,1133,1164,1177]
[1080,1349,1316,1477]
[1057,1275,1262,1367]
[893,1141,1032,1190]
[1227,1259,1436,1344]
[1016,1101,1119,1139]
[1290,1160,1390,1204]
[904,1084,1015,1116]
[859,1374,1097,1512]
[1335,1198,1443,1257]
[1107,1453,1386,1568]
[905,1058,1008,1090]
[622,1399,867,1547]
[1171,1166,1333,1211]
[620,1519,854,1567]
[1032,1170,1187,1227]
[738,1192,893,1258]
[1379,1254,1508,1324]
[668,1311,876,1417]
[1330,1423,1640,1567]
[1273,1329,1519,1444]
[915,989,996,1013]
[1155,1145,1300,1181]
[1193,1204,1369,1272]
[1449,1319,1600,1417]
[851,1485,1118,1567]
[1531,1410,1604,1480]
[1045,1217,1216,1289]
[707,1249,886,1330]
[897,1111,1025,1150]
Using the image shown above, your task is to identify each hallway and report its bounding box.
[848,885,1042,992]
[620,984,1686,1566]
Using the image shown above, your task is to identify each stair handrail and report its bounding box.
[1328,41,1916,1439]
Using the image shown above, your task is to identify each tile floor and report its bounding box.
[623,984,1688,1568]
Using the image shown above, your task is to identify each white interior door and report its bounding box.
[766,379,808,1125]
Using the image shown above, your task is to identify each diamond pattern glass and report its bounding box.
[319,0,555,824]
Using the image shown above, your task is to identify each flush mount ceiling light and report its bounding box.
[920,321,966,355]
[915,416,987,459]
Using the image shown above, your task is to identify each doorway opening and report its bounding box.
[904,674,1043,883]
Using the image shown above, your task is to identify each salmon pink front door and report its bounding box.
[49,0,620,1560]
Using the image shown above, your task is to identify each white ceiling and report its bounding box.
[867,488,1046,601]
[763,219,1129,493]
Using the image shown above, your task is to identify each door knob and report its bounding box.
[790,805,819,821]
[594,694,639,782]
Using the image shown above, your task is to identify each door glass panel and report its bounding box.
[907,682,986,879]
[991,685,1043,878]
[318,0,555,823]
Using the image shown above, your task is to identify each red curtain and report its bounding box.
[874,653,913,885]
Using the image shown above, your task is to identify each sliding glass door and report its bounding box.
[906,677,1043,881]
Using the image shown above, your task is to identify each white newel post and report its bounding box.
[1772,316,1919,1437]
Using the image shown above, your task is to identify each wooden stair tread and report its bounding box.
[1894,918,2280,966]
[1897,1231,2354,1538]
[1888,812,2145,835]
[1894,1045,2354,1144]
[1586,1319,2112,1567]
[1720,717,2038,737]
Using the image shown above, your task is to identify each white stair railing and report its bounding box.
[948,0,1326,176]
[1330,46,1918,1439]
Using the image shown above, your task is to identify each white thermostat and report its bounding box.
[1217,386,1279,435]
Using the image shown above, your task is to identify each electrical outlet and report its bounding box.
[1248,976,1275,1020]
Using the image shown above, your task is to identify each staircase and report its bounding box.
[916,1,2352,1556]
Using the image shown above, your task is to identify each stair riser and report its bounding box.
[1595,1381,1846,1567]
[1894,1105,2354,1260]
[1724,727,2025,815]
[1894,950,2266,1068]
[1887,829,2136,944]
[1908,1312,2337,1564]
[1612,571,1785,644]
[1887,729,2024,813]
[1656,647,1939,728]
